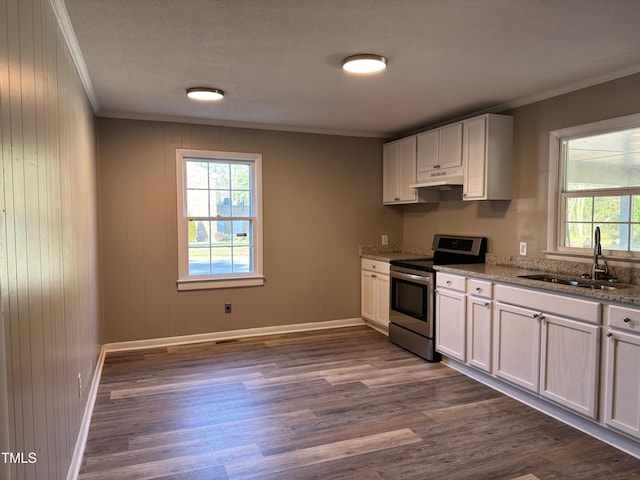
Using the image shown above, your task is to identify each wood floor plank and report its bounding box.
[79,326,640,479]
[224,429,422,479]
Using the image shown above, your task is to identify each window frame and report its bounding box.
[176,148,264,290]
[547,112,640,262]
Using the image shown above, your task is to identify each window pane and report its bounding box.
[211,247,232,274]
[190,221,211,247]
[209,162,230,189]
[599,223,629,251]
[188,247,211,276]
[185,161,209,189]
[211,220,232,245]
[211,191,232,217]
[232,191,251,216]
[233,247,252,272]
[593,196,630,222]
[633,195,640,222]
[564,127,640,191]
[233,220,252,246]
[565,223,592,248]
[186,189,209,217]
[231,164,251,190]
[565,197,592,222]
[631,224,640,251]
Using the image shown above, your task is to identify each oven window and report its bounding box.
[392,278,427,320]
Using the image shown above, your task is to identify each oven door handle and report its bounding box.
[390,270,432,286]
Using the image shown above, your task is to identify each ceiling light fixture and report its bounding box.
[186,87,225,101]
[341,54,387,74]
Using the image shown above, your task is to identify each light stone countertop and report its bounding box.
[360,252,430,262]
[434,263,640,307]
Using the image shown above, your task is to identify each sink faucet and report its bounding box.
[592,226,609,280]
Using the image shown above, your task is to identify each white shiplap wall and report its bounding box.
[0,0,101,478]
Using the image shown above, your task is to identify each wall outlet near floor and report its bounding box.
[225,303,232,314]
[519,241,527,256]
[381,235,388,246]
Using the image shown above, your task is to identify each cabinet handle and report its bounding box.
[623,317,631,323]
[372,274,377,278]
[533,313,545,320]
[394,197,400,201]
[607,332,613,338]
[483,302,490,308]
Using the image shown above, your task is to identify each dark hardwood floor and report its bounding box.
[79,326,640,479]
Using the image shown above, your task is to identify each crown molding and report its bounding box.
[48,0,99,112]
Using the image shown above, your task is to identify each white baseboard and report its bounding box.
[65,317,365,479]
[66,348,106,480]
[103,317,365,352]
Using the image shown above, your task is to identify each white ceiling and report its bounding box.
[62,0,640,137]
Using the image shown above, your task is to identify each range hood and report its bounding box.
[410,172,464,190]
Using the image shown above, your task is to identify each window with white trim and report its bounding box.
[176,149,264,290]
[548,113,640,260]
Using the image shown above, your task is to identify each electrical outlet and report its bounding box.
[381,235,388,246]
[225,303,232,314]
[519,242,527,256]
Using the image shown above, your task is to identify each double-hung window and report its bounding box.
[176,149,264,290]
[548,113,640,260]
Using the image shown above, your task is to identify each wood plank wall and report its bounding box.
[0,0,102,478]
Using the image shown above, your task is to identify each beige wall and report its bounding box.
[0,0,102,478]
[403,73,640,257]
[98,119,402,343]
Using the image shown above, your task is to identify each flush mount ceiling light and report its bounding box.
[186,87,225,101]
[341,54,387,74]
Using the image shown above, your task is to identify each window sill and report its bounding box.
[177,276,265,291]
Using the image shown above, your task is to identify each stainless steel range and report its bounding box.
[389,234,487,361]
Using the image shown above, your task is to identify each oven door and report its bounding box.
[389,267,434,338]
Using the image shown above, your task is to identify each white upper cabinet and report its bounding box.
[383,136,439,204]
[462,114,514,201]
[416,122,463,181]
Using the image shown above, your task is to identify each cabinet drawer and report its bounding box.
[609,305,640,333]
[436,273,466,291]
[467,278,492,298]
[495,284,600,324]
[361,259,390,275]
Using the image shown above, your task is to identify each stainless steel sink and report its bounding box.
[517,274,621,290]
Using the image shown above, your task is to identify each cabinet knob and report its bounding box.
[476,287,482,293]
[623,317,631,323]
[372,274,377,278]
[533,313,545,320]
[446,280,452,285]
[394,197,400,201]
[607,332,613,338]
[483,302,490,308]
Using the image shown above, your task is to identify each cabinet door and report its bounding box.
[361,271,376,321]
[604,329,640,438]
[382,142,399,203]
[493,301,541,392]
[416,129,439,173]
[375,274,390,327]
[396,136,418,202]
[436,288,466,361]
[439,122,463,170]
[539,315,599,418]
[462,116,487,200]
[466,296,492,372]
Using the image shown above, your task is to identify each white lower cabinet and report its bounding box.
[361,259,390,330]
[493,284,600,418]
[466,279,493,373]
[604,305,640,439]
[435,286,466,361]
[539,314,599,419]
[493,301,541,392]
